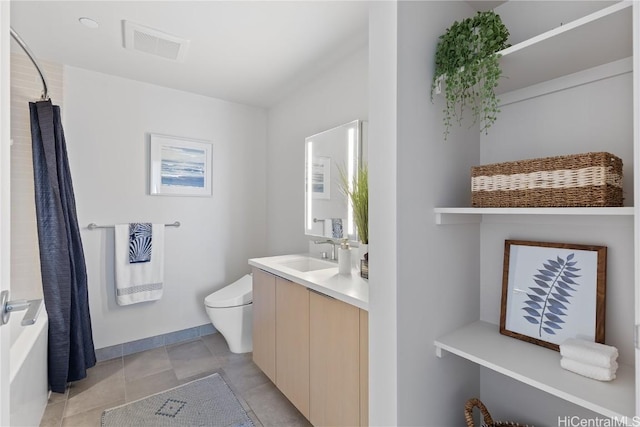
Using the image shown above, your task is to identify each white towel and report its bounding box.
[560,338,619,368]
[323,219,332,237]
[560,357,618,381]
[115,223,164,306]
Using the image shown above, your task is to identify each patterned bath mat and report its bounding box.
[101,372,254,427]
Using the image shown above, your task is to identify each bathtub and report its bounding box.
[9,306,48,427]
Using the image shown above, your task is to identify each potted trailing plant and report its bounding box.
[430,11,510,139]
[339,163,368,277]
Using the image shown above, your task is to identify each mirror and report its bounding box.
[305,120,363,242]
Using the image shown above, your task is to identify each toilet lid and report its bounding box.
[204,274,253,308]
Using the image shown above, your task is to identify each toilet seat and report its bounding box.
[205,274,252,308]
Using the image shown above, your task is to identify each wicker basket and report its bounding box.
[471,152,623,208]
[464,398,530,427]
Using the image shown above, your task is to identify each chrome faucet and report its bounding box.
[313,239,338,260]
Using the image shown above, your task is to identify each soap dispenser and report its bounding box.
[338,239,351,275]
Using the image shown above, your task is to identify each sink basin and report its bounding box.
[278,257,337,272]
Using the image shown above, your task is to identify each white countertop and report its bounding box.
[248,254,369,311]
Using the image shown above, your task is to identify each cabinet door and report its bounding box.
[276,278,310,418]
[252,268,276,383]
[310,290,360,427]
[359,309,368,427]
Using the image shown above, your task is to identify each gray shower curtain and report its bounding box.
[30,100,96,393]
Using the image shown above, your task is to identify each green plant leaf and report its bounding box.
[431,11,510,139]
[338,163,368,244]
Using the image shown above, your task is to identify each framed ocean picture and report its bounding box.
[499,240,607,351]
[149,134,212,196]
[311,156,331,200]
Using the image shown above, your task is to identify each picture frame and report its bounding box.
[311,156,331,200]
[499,240,606,351]
[149,134,212,197]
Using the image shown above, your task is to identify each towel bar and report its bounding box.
[87,221,180,230]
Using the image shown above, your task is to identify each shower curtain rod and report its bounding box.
[10,27,49,101]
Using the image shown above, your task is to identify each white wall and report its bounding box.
[369,2,483,424]
[394,2,483,425]
[63,66,267,349]
[367,2,398,425]
[266,46,368,255]
[1,4,11,424]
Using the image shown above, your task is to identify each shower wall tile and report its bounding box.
[10,53,63,301]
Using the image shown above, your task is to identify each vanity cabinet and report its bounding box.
[276,277,310,418]
[309,290,361,427]
[252,268,276,383]
[251,267,368,426]
[359,309,369,427]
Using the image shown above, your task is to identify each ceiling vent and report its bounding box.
[123,20,189,62]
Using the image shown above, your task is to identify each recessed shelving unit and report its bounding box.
[496,1,632,95]
[433,1,638,421]
[434,321,634,419]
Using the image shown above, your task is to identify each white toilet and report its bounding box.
[204,274,253,353]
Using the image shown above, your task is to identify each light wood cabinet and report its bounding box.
[251,268,368,426]
[251,267,276,383]
[275,277,310,418]
[309,290,361,427]
[359,309,368,427]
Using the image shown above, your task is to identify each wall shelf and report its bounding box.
[434,207,634,225]
[496,1,632,94]
[434,321,634,419]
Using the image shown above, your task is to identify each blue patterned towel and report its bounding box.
[331,218,343,239]
[129,223,152,263]
[323,218,344,239]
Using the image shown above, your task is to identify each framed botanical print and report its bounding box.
[500,240,606,351]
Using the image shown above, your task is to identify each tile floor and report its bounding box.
[39,333,312,427]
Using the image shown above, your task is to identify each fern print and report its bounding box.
[522,253,581,337]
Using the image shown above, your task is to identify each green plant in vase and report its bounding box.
[430,11,510,139]
[339,163,368,277]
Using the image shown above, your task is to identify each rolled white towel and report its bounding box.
[560,357,618,381]
[559,338,618,368]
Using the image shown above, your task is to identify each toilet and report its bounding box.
[204,274,253,353]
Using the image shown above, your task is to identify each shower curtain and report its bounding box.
[30,99,96,393]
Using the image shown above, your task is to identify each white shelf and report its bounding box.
[496,1,632,94]
[434,207,634,224]
[434,321,635,419]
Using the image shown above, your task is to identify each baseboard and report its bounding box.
[95,323,217,362]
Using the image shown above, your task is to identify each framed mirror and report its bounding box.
[304,120,363,242]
